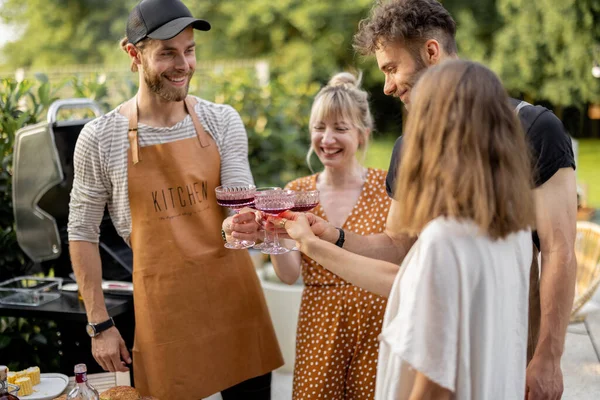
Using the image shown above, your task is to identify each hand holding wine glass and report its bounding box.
[215,184,256,249]
[226,207,261,243]
[254,189,295,254]
[268,210,337,243]
[269,212,317,252]
[266,189,321,248]
[252,187,282,250]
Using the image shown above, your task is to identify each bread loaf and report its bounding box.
[99,386,141,400]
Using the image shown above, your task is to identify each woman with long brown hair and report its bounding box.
[277,60,536,399]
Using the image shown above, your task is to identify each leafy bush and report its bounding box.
[0,76,62,372]
[203,70,320,187]
[0,77,61,280]
[0,317,60,372]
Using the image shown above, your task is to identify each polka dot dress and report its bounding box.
[285,168,392,400]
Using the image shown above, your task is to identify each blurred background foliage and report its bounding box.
[1,0,599,136]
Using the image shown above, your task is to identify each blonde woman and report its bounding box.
[270,72,391,399]
[278,61,536,399]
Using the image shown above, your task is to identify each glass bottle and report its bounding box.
[0,366,19,400]
[67,364,99,400]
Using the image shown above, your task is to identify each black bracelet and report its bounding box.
[221,229,227,243]
[335,228,345,248]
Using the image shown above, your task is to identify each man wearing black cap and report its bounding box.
[67,0,283,398]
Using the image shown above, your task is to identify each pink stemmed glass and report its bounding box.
[252,187,282,250]
[254,189,296,255]
[291,190,320,212]
[215,184,256,249]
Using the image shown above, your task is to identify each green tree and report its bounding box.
[445,0,502,62]
[0,0,136,68]
[1,0,373,82]
[188,0,374,84]
[2,0,598,137]
[0,0,499,85]
[490,0,600,106]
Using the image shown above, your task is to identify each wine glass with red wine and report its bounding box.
[252,187,282,250]
[291,190,320,212]
[215,184,256,249]
[254,189,296,255]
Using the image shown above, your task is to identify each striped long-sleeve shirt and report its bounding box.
[67,96,254,245]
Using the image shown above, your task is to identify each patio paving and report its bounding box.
[563,299,600,399]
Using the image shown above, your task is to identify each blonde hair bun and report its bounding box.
[328,72,362,88]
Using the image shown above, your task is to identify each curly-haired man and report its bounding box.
[350,1,576,399]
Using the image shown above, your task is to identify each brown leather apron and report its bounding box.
[121,97,282,399]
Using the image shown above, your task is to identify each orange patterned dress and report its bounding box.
[285,168,392,400]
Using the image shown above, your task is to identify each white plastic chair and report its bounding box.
[571,221,600,361]
[571,221,600,322]
[258,265,303,373]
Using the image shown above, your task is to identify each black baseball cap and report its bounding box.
[126,0,211,45]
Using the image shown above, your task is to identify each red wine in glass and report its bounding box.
[254,190,295,255]
[217,197,255,207]
[253,187,282,250]
[261,208,292,215]
[290,203,319,212]
[215,184,256,249]
[291,190,320,212]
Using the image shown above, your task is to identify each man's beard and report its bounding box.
[395,55,429,109]
[142,63,194,102]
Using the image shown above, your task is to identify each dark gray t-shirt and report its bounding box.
[385,99,576,249]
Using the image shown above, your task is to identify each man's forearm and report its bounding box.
[342,197,416,263]
[69,241,109,323]
[536,249,577,360]
[532,168,578,363]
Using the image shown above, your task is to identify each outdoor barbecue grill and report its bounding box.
[11,98,133,280]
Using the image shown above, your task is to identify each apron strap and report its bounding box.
[123,96,212,165]
[184,97,211,148]
[122,98,142,165]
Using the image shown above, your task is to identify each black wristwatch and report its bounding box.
[335,228,345,248]
[86,317,115,338]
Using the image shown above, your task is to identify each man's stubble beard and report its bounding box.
[396,53,430,110]
[142,62,194,102]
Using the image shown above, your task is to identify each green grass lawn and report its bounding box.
[365,137,600,207]
[576,139,600,207]
[364,136,397,170]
